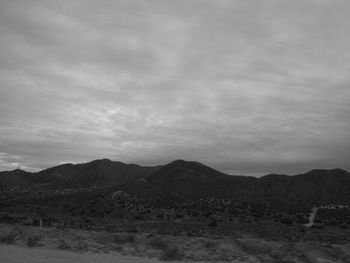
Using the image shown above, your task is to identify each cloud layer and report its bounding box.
[1,0,350,175]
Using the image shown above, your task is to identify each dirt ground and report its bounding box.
[0,244,164,263]
[0,224,349,262]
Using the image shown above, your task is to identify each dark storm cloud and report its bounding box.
[1,0,350,175]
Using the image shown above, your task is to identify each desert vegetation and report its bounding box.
[1,223,349,262]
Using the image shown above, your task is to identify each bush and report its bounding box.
[126,225,139,233]
[74,241,89,251]
[27,234,41,247]
[216,250,233,262]
[148,236,169,250]
[208,218,218,227]
[298,226,306,233]
[57,239,71,250]
[112,245,123,252]
[113,233,135,244]
[159,247,182,261]
[202,240,217,249]
[0,231,17,244]
[0,214,17,224]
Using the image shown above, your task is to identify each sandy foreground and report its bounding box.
[1,224,350,262]
[0,244,164,263]
[1,242,350,263]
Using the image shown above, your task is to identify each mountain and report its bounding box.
[0,169,37,190]
[281,169,350,205]
[143,160,256,200]
[1,159,350,210]
[119,162,350,209]
[0,159,161,189]
[35,158,161,188]
[250,168,350,210]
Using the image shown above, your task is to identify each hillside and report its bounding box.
[0,169,38,190]
[255,169,350,209]
[1,159,350,232]
[143,160,256,200]
[118,160,350,209]
[1,159,350,210]
[0,159,160,189]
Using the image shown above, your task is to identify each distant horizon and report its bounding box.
[1,157,348,178]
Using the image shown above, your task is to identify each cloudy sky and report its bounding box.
[0,0,350,176]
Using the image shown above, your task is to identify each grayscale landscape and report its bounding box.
[1,0,350,262]
[1,159,350,262]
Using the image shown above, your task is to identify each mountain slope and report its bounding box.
[35,159,161,188]
[129,160,257,200]
[1,159,350,211]
[0,159,161,190]
[0,169,37,190]
[122,161,350,208]
[284,169,350,205]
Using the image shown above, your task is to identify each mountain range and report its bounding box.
[1,159,350,209]
[0,159,160,189]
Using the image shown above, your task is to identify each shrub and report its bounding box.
[113,233,135,244]
[0,214,17,224]
[27,234,41,247]
[134,215,145,220]
[298,226,306,233]
[216,250,233,262]
[159,247,182,261]
[202,240,217,249]
[57,239,71,250]
[112,245,123,252]
[157,213,164,219]
[126,225,139,233]
[0,231,17,244]
[148,236,169,250]
[74,241,89,251]
[208,218,218,227]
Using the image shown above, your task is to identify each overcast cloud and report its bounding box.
[0,0,350,176]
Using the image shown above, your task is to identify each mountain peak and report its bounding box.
[330,168,348,174]
[147,159,228,185]
[260,173,288,179]
[169,159,193,165]
[167,159,213,168]
[90,158,112,164]
[305,168,349,176]
[13,168,26,173]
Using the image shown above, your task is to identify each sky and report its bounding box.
[0,0,350,176]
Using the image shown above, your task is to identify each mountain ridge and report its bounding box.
[0,159,162,189]
[1,158,348,179]
[1,159,350,213]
